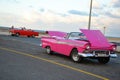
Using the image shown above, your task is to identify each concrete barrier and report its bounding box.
[0,31,9,35]
[107,37,120,52]
[117,46,120,52]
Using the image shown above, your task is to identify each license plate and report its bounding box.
[97,54,108,57]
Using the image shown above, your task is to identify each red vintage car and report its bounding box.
[9,27,39,37]
[41,29,117,64]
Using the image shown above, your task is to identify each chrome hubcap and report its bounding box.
[46,48,50,54]
[72,53,79,61]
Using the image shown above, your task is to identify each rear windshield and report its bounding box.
[68,32,87,40]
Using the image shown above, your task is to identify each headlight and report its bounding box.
[86,45,90,50]
[112,46,116,51]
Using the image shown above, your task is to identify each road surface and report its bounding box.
[0,34,120,80]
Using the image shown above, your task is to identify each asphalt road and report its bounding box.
[0,34,120,80]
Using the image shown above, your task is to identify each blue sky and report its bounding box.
[0,0,120,37]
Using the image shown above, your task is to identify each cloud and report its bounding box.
[29,5,33,8]
[68,10,88,16]
[112,0,120,8]
[3,0,20,3]
[68,10,98,17]
[0,7,119,36]
[92,0,103,9]
[106,23,120,37]
[0,12,28,27]
[105,10,120,18]
[91,0,120,19]
[39,8,45,12]
[0,9,103,31]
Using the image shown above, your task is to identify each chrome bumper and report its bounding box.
[110,54,117,58]
[78,53,117,58]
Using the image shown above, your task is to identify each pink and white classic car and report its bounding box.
[41,29,117,64]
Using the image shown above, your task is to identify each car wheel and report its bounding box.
[71,49,83,62]
[46,46,53,55]
[11,34,14,36]
[16,33,20,37]
[9,32,14,36]
[98,57,110,64]
[27,35,30,38]
[31,35,35,38]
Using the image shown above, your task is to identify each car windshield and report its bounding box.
[68,32,87,40]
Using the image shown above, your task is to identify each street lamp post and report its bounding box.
[103,26,106,35]
[88,0,93,30]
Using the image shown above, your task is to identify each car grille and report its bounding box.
[94,51,110,54]
[84,50,110,57]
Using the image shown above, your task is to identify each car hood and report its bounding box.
[80,29,110,47]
